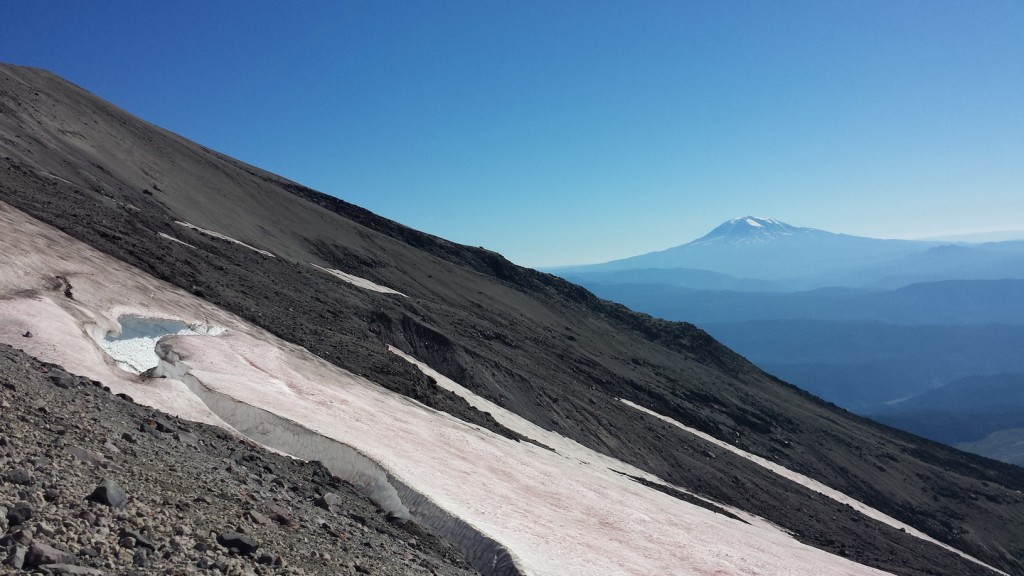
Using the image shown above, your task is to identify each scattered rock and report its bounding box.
[151,418,176,433]
[65,445,104,466]
[315,492,345,513]
[174,429,199,445]
[6,466,33,485]
[119,528,155,551]
[39,564,104,575]
[265,501,294,526]
[85,478,127,509]
[22,330,32,338]
[35,521,57,537]
[4,545,27,569]
[139,419,165,438]
[248,509,270,525]
[321,521,346,539]
[47,369,77,389]
[132,548,149,568]
[76,510,97,526]
[11,527,34,546]
[25,541,77,567]
[216,531,259,555]
[7,502,34,526]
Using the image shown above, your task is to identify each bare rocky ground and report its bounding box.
[0,343,479,576]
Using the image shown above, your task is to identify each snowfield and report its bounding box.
[310,263,407,296]
[620,400,1008,576]
[0,199,971,576]
[174,220,276,257]
[157,231,198,249]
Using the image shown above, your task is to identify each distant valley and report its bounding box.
[553,217,1024,464]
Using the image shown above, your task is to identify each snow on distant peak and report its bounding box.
[731,216,786,228]
[689,216,810,246]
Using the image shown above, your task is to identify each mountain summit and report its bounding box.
[690,216,827,246]
[558,216,937,284]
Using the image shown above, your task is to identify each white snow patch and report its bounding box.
[157,232,197,249]
[387,345,778,529]
[310,264,406,296]
[40,171,76,186]
[620,399,1010,576]
[745,217,764,228]
[100,315,225,374]
[174,221,275,257]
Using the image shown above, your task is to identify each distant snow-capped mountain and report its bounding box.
[557,216,1024,290]
[689,216,832,246]
[555,216,935,283]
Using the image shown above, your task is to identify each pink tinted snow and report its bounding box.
[620,400,1008,576]
[0,199,906,575]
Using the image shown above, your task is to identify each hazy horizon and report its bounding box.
[548,215,1024,268]
[3,1,1022,267]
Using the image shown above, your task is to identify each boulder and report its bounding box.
[24,542,77,567]
[216,531,259,555]
[85,478,126,509]
[7,502,33,526]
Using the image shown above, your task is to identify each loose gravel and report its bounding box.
[0,343,480,576]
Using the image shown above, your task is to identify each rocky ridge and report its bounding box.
[0,343,478,576]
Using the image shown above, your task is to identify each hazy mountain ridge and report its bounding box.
[556,216,1024,291]
[554,216,951,284]
[2,63,1023,575]
[870,374,1024,447]
[703,320,1024,410]
[584,279,1024,325]
[559,216,1024,466]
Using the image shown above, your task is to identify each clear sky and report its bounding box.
[2,1,1022,267]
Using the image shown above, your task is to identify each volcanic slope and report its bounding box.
[2,63,1024,575]
[0,343,481,576]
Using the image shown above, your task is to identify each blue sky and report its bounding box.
[3,1,1022,266]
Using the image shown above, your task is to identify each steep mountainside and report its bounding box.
[2,64,1024,575]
